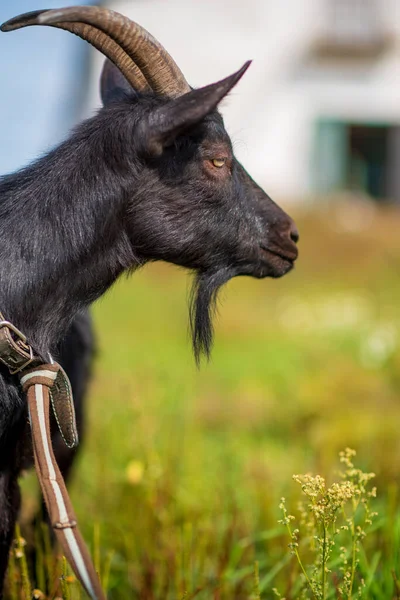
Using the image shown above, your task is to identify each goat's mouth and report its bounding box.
[259,244,297,277]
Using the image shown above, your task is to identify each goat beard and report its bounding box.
[189,268,233,365]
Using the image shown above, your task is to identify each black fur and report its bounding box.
[0,32,298,592]
[189,268,234,363]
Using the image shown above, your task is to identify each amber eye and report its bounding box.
[211,158,226,168]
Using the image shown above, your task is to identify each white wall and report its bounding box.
[85,0,400,200]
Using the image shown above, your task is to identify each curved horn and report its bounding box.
[39,7,191,97]
[3,7,191,98]
[1,9,151,93]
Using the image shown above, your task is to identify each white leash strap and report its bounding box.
[21,364,106,600]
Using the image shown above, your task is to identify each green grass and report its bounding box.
[8,201,400,598]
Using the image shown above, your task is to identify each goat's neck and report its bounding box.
[0,113,139,355]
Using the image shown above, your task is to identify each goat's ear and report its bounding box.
[138,61,251,155]
[100,59,135,106]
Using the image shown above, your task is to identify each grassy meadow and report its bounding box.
[9,199,400,598]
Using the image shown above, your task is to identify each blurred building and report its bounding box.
[85,0,400,202]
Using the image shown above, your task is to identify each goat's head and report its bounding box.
[1,7,299,361]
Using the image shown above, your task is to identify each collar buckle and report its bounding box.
[0,320,35,374]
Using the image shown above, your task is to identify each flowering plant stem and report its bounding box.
[277,449,377,600]
[282,508,318,599]
[321,524,327,600]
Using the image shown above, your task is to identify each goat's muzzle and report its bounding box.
[258,216,299,277]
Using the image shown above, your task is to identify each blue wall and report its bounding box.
[0,1,95,176]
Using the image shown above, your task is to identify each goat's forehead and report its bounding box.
[201,114,232,149]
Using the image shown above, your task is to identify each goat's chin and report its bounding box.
[262,259,294,279]
[257,247,296,278]
[254,256,295,279]
[232,258,294,280]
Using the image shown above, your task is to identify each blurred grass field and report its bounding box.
[12,200,400,598]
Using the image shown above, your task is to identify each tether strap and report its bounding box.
[20,365,106,600]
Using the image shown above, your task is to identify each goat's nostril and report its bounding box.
[289,224,299,244]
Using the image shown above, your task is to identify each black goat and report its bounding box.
[0,5,298,594]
